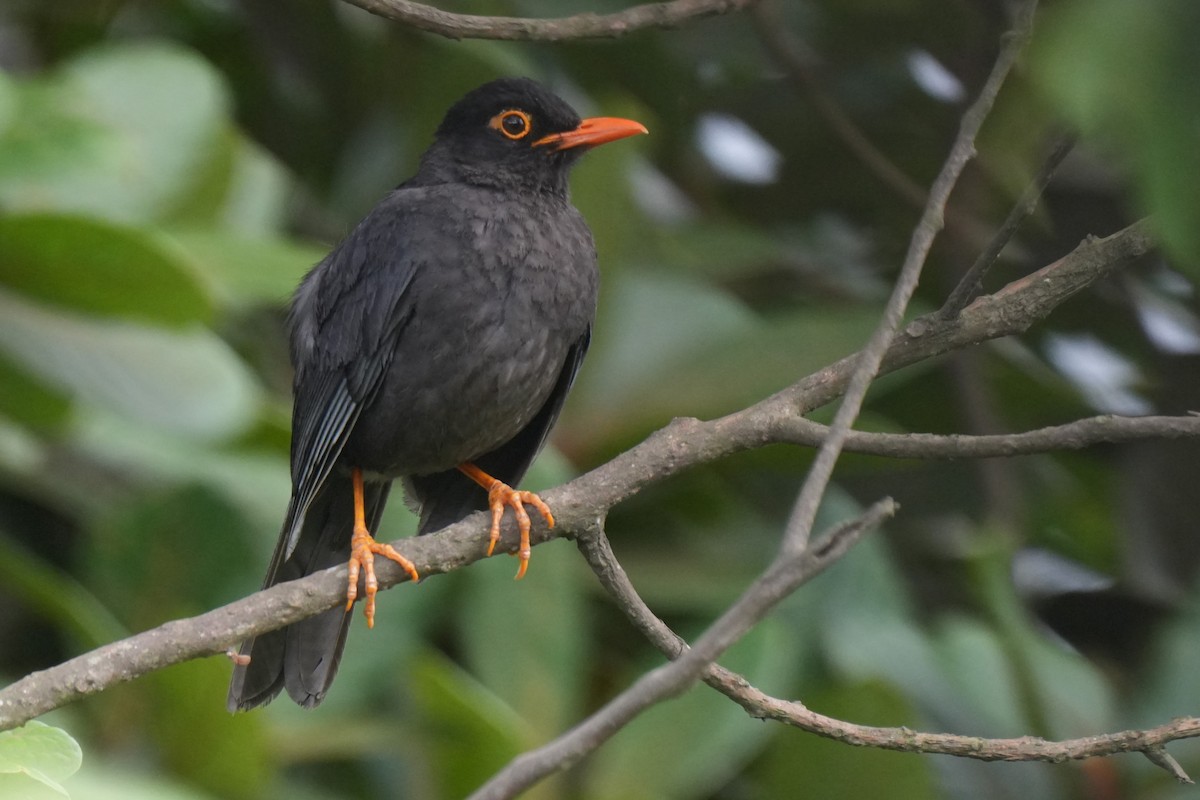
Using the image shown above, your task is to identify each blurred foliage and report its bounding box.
[1,1,1199,799]
[0,720,82,799]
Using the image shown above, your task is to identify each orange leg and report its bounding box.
[346,467,420,627]
[457,462,554,580]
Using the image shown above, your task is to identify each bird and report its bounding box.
[227,77,647,711]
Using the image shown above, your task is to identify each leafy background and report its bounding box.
[2,1,1200,798]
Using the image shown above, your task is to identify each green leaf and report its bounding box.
[583,618,804,800]
[84,485,260,625]
[0,721,82,797]
[409,650,528,799]
[457,450,588,744]
[0,350,71,430]
[966,540,1115,739]
[756,681,935,800]
[453,543,580,737]
[215,137,294,236]
[606,459,798,615]
[60,43,230,222]
[1131,583,1200,795]
[1034,0,1200,267]
[578,270,758,408]
[926,615,1026,733]
[144,660,270,800]
[0,214,212,326]
[0,290,259,440]
[0,43,230,223]
[0,531,127,649]
[568,270,888,454]
[0,71,16,133]
[44,761,217,800]
[60,413,289,534]
[0,79,113,206]
[816,531,957,715]
[168,229,324,306]
[161,128,293,233]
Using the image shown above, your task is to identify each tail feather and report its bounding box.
[227,473,390,711]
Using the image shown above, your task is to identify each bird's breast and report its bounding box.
[343,188,597,476]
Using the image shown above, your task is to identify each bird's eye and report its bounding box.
[491,110,532,141]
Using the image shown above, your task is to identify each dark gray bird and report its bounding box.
[228,78,646,710]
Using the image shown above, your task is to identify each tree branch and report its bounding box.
[471,2,1042,795]
[938,133,1077,319]
[778,219,1153,417]
[726,682,1200,782]
[780,0,1039,554]
[778,413,1200,459]
[0,215,1155,733]
[573,516,1200,784]
[339,0,754,41]
[469,499,897,800]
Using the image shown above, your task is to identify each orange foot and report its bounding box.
[458,462,554,580]
[346,468,419,628]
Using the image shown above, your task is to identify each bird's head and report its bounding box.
[421,77,647,194]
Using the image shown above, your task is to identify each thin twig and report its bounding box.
[774,414,1200,459]
[939,133,1078,319]
[469,500,896,800]
[340,0,754,40]
[735,687,1200,782]
[748,0,1001,250]
[781,0,1041,555]
[749,0,927,210]
[574,520,1200,783]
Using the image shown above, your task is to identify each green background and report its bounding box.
[2,1,1200,798]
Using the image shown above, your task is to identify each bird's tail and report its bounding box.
[227,473,390,710]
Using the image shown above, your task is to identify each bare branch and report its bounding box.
[1144,747,1195,784]
[0,214,1155,733]
[470,499,897,800]
[777,414,1200,459]
[725,679,1200,783]
[0,4,1184,797]
[340,0,754,40]
[777,219,1153,417]
[473,3,1041,795]
[781,0,1040,554]
[939,133,1077,319]
[576,519,1200,784]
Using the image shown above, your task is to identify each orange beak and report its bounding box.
[534,116,648,151]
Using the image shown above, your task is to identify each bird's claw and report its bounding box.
[346,528,419,628]
[483,481,554,579]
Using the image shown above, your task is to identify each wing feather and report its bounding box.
[280,238,418,560]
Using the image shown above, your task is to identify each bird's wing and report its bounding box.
[281,373,357,554]
[278,213,419,562]
[409,326,591,535]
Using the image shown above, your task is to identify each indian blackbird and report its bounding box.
[228,78,646,710]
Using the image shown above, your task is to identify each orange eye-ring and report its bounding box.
[490,109,532,140]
